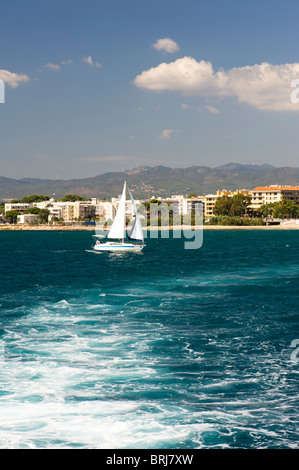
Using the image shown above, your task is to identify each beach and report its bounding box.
[0,223,298,231]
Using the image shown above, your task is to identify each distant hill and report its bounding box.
[1,163,299,200]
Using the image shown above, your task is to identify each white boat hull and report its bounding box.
[93,242,144,252]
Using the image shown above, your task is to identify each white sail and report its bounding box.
[92,181,145,252]
[128,188,144,242]
[108,181,126,240]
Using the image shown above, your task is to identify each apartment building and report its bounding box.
[59,201,96,222]
[168,195,205,216]
[250,186,299,210]
[204,190,250,218]
[182,198,205,216]
[5,202,30,213]
[95,201,115,221]
[17,214,39,224]
[111,197,142,220]
[5,185,298,225]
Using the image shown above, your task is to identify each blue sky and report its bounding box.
[1,0,299,179]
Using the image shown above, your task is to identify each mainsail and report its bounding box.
[128,188,144,242]
[107,181,127,240]
[92,181,145,252]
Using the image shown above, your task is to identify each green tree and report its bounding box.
[143,199,162,225]
[24,207,50,223]
[59,194,87,202]
[273,200,298,219]
[258,200,298,219]
[21,195,50,203]
[5,210,20,223]
[229,194,251,217]
[24,207,41,214]
[258,203,275,218]
[214,194,251,217]
[38,208,50,223]
[213,196,232,216]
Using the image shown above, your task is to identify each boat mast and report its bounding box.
[122,181,126,243]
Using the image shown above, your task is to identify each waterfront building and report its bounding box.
[95,201,115,221]
[168,195,205,216]
[204,190,250,218]
[182,197,205,216]
[47,205,63,221]
[59,201,96,222]
[4,185,299,225]
[111,197,141,220]
[17,214,39,224]
[5,202,30,214]
[32,198,56,209]
[250,186,299,210]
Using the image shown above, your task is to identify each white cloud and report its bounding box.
[134,57,215,93]
[82,56,93,65]
[45,63,61,71]
[82,56,102,68]
[61,59,74,65]
[205,105,220,114]
[159,129,175,140]
[0,69,30,88]
[134,56,299,111]
[181,103,202,111]
[152,38,180,53]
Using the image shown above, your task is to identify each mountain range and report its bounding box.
[1,163,299,200]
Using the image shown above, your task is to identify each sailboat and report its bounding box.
[93,182,145,252]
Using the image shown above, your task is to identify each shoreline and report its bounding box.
[0,223,298,231]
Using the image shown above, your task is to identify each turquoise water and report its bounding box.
[0,230,298,449]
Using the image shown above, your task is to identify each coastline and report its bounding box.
[0,223,298,231]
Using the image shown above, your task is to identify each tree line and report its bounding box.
[10,194,87,203]
[2,193,299,225]
[213,194,298,218]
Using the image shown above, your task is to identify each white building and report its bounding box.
[111,197,142,220]
[5,203,30,213]
[32,198,56,209]
[168,195,205,216]
[17,214,39,224]
[182,197,205,216]
[57,201,96,222]
[95,201,115,220]
[169,195,185,215]
[250,186,299,210]
[47,205,63,221]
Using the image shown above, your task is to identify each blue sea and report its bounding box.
[0,229,298,449]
